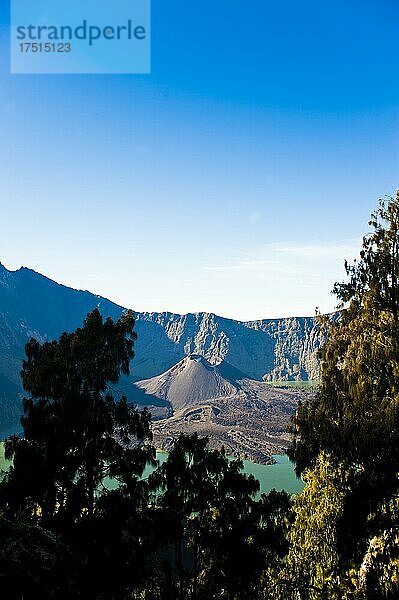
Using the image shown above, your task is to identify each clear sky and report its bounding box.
[0,0,398,320]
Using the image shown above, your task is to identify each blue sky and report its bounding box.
[0,0,398,320]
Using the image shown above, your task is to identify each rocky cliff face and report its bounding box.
[0,263,323,425]
[135,312,322,382]
[245,317,322,381]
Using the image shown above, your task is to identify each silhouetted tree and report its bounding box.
[150,434,290,600]
[0,309,156,598]
[2,309,153,519]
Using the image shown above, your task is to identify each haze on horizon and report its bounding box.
[0,0,398,320]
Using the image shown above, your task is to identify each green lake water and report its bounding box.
[0,421,303,495]
[0,443,303,496]
[241,454,303,495]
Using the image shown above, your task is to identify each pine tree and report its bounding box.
[288,194,399,595]
[150,433,290,600]
[1,309,153,523]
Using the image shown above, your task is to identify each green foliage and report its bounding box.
[354,519,399,600]
[289,194,399,597]
[283,453,348,599]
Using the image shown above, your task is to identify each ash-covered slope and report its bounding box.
[143,355,307,462]
[135,355,239,411]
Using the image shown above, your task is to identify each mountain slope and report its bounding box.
[135,354,239,411]
[0,263,323,425]
[136,311,322,382]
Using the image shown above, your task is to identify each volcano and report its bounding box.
[134,354,241,412]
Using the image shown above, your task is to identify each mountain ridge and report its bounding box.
[0,263,324,424]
